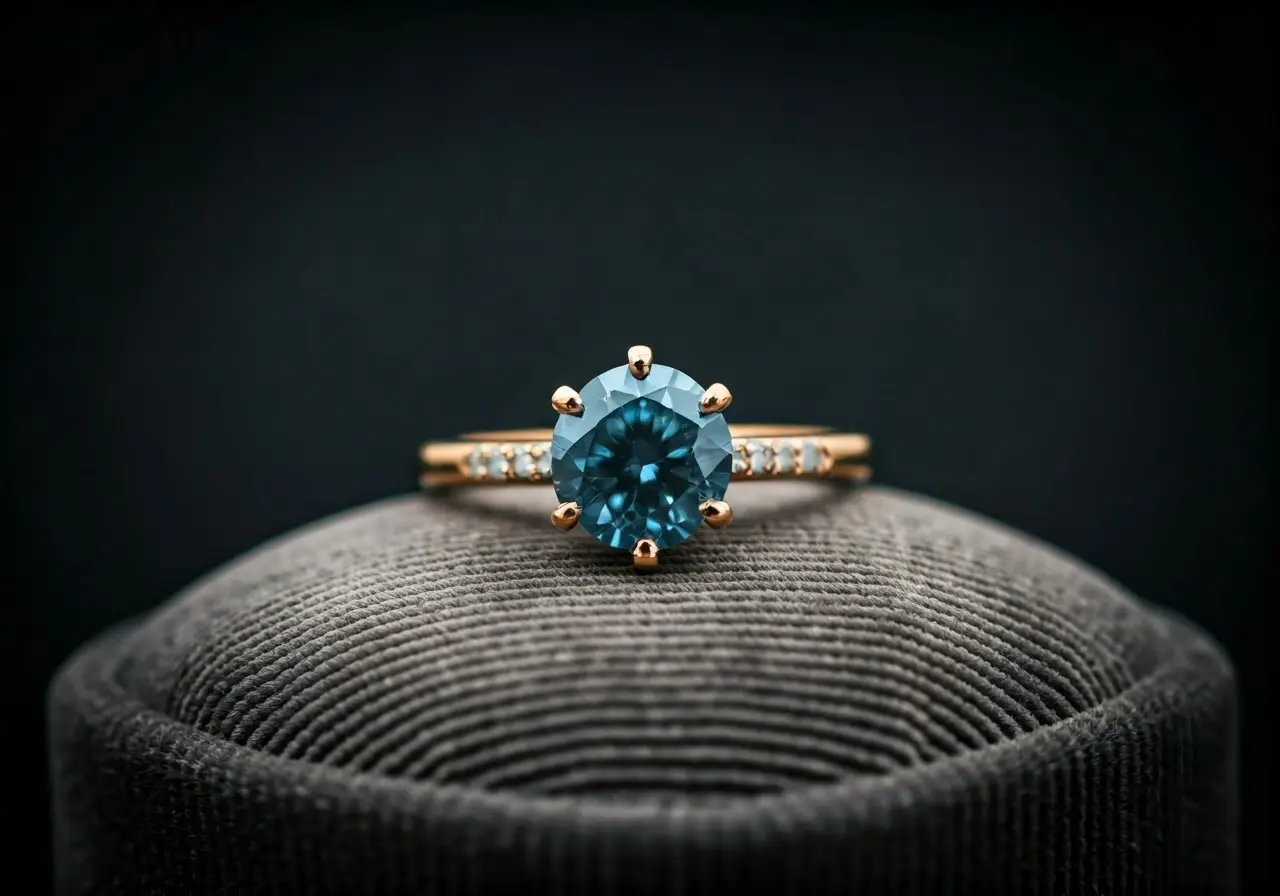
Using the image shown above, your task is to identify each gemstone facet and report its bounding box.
[551,363,733,550]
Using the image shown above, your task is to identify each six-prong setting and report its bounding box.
[549,346,735,568]
[419,350,872,570]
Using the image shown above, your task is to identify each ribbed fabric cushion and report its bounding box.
[48,485,1236,895]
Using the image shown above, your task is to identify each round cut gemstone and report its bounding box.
[551,363,733,550]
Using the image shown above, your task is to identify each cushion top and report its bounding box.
[124,484,1152,802]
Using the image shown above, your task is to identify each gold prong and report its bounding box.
[627,345,653,379]
[699,383,732,415]
[632,538,659,569]
[699,499,733,528]
[551,501,581,531]
[551,385,583,416]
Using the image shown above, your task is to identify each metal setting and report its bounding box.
[417,346,872,568]
[551,386,583,416]
[551,501,581,531]
[700,499,733,528]
[627,345,653,380]
[699,383,732,415]
[632,538,660,569]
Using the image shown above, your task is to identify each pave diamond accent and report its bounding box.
[729,437,827,476]
[745,440,770,476]
[488,446,511,480]
[800,439,825,473]
[773,440,797,474]
[467,443,553,480]
[464,437,827,482]
[467,446,487,479]
[513,446,535,479]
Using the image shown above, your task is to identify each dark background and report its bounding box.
[7,8,1274,890]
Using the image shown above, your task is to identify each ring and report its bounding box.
[419,345,871,569]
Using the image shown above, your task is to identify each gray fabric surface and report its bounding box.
[49,485,1236,894]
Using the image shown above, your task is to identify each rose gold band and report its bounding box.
[419,425,871,488]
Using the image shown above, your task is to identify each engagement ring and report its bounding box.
[419,346,871,569]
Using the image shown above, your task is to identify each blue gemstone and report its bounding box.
[551,363,733,550]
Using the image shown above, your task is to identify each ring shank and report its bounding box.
[420,425,871,488]
[455,424,834,442]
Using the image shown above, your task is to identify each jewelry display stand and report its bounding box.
[48,485,1236,894]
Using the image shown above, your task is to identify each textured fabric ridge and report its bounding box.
[48,486,1238,895]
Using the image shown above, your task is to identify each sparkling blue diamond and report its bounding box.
[551,364,733,550]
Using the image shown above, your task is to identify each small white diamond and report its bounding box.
[801,440,823,473]
[731,451,747,475]
[775,441,795,473]
[535,444,552,478]
[513,447,536,479]
[746,440,770,476]
[488,447,510,479]
[468,447,487,479]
